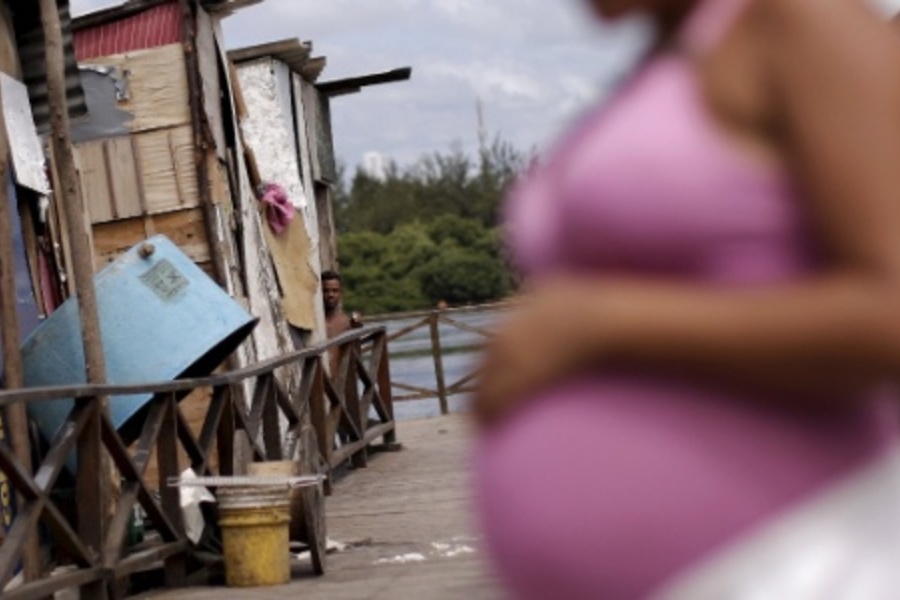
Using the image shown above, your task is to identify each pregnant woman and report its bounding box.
[474,0,900,597]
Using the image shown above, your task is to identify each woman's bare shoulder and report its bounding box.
[748,0,900,60]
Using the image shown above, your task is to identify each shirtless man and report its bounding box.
[322,270,362,339]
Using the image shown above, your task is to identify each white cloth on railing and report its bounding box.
[179,468,215,544]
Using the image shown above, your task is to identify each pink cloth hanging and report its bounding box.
[258,182,295,235]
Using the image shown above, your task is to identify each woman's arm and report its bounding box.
[475,0,900,425]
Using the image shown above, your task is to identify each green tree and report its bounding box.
[334,133,531,313]
[419,247,511,306]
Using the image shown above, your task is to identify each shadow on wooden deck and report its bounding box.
[136,414,505,600]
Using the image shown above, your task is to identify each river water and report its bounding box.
[372,309,506,421]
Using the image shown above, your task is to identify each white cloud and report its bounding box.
[426,61,543,102]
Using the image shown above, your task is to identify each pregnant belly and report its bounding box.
[473,376,897,599]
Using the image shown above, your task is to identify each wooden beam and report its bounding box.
[203,0,265,15]
[2,567,103,600]
[39,3,110,595]
[179,0,230,290]
[0,68,39,582]
[228,38,308,64]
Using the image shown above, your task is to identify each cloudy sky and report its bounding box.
[72,0,900,173]
[218,0,654,172]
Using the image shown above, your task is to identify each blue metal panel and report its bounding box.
[0,173,41,375]
[21,235,257,450]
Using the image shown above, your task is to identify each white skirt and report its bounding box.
[653,446,900,600]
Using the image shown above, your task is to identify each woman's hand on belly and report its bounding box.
[474,270,900,427]
[474,278,609,427]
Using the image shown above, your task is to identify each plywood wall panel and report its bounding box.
[92,207,210,270]
[80,43,191,133]
[104,135,143,219]
[76,126,199,225]
[76,140,115,223]
[135,126,199,213]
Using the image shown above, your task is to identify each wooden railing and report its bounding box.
[366,303,509,415]
[0,325,394,599]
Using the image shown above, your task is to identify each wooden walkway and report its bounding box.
[136,415,505,600]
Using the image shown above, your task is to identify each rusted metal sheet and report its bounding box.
[0,175,40,369]
[13,0,87,131]
[73,2,182,61]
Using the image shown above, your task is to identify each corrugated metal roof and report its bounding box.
[74,1,183,60]
[12,0,88,131]
[72,0,262,29]
[228,38,328,83]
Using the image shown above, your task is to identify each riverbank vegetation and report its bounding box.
[334,137,531,315]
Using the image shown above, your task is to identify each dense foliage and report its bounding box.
[334,138,531,315]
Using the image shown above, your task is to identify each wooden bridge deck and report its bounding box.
[137,414,505,600]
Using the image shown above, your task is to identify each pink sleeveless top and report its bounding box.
[508,0,809,283]
[476,1,900,597]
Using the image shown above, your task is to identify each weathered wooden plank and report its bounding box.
[429,313,449,415]
[0,444,95,577]
[231,400,267,462]
[91,206,209,270]
[301,56,327,84]
[79,44,191,133]
[361,422,395,446]
[104,484,140,565]
[0,326,385,406]
[365,301,512,323]
[197,8,226,159]
[299,80,322,182]
[75,140,113,223]
[291,74,315,201]
[45,141,77,295]
[74,126,202,232]
[392,381,438,397]
[273,377,302,427]
[262,382,283,460]
[228,39,308,64]
[198,385,228,460]
[217,387,236,476]
[105,135,143,220]
[0,5,21,79]
[370,334,395,426]
[102,407,181,545]
[2,567,103,600]
[111,540,191,579]
[383,316,430,344]
[135,126,200,213]
[175,405,213,474]
[157,396,185,539]
[437,313,493,339]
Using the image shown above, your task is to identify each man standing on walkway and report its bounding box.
[322,270,362,376]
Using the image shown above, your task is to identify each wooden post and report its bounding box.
[159,394,186,587]
[344,342,367,469]
[309,357,332,495]
[178,0,230,288]
[39,1,109,595]
[0,86,40,582]
[375,332,397,444]
[428,311,449,415]
[178,0,253,473]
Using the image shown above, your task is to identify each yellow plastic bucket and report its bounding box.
[217,486,291,587]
